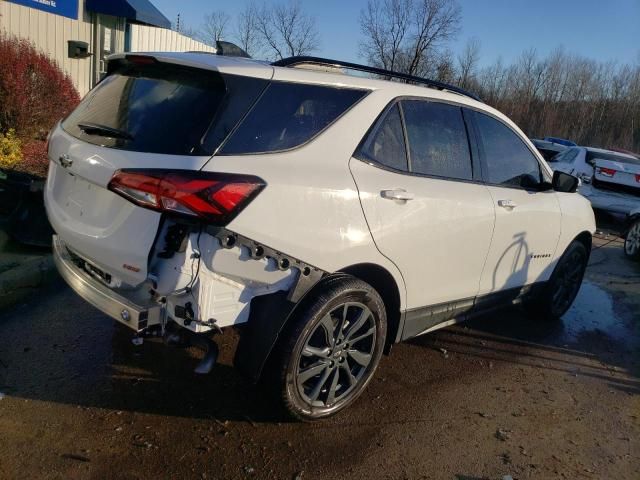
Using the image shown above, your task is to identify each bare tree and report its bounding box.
[200,11,231,47]
[235,2,263,58]
[359,0,461,76]
[456,37,480,89]
[255,1,320,60]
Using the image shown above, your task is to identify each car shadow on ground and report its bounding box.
[1,268,638,426]
[408,275,640,397]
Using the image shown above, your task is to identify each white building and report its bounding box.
[0,0,215,96]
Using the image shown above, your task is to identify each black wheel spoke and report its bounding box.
[340,362,357,387]
[319,314,336,347]
[308,365,332,402]
[302,345,330,359]
[345,307,371,341]
[325,368,341,405]
[347,349,372,367]
[298,362,328,384]
[347,326,375,345]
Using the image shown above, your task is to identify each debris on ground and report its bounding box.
[495,428,511,442]
[61,453,91,463]
[439,348,448,358]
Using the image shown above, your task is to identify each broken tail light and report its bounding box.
[108,169,265,225]
[597,167,616,177]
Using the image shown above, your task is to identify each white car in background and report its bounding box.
[549,146,640,215]
[45,53,595,420]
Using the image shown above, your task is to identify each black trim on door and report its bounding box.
[400,282,546,341]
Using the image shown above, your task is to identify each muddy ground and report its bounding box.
[0,233,638,480]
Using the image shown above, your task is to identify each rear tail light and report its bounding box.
[597,167,616,177]
[635,174,640,183]
[108,169,265,225]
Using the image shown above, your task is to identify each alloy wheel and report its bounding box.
[624,221,640,258]
[296,302,376,408]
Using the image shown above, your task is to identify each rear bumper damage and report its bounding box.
[53,235,162,331]
[53,228,328,379]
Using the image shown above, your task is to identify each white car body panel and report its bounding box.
[478,187,562,294]
[349,158,495,308]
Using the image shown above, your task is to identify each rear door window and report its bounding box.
[473,112,542,187]
[356,104,408,172]
[401,100,472,180]
[220,82,368,154]
[63,59,267,156]
[554,147,579,163]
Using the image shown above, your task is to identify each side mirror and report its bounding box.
[552,170,579,193]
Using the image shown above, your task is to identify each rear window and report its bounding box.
[220,82,368,154]
[63,60,267,156]
[586,150,640,166]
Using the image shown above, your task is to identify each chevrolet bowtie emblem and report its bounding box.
[59,154,73,168]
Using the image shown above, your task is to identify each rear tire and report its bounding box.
[532,240,589,320]
[269,275,387,421]
[624,218,640,260]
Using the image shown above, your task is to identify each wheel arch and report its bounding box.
[573,230,593,251]
[338,262,403,348]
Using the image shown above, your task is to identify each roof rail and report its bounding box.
[272,56,482,102]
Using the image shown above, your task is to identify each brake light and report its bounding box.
[636,174,640,183]
[108,170,265,225]
[125,54,157,65]
[598,167,616,177]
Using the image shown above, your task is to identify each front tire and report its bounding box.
[533,240,589,320]
[624,218,640,260]
[271,275,387,421]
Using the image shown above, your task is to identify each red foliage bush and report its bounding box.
[0,31,80,176]
[19,139,49,178]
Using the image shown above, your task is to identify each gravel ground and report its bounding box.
[0,234,638,480]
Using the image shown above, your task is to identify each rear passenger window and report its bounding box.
[401,100,472,180]
[220,82,368,154]
[357,104,408,171]
[554,148,579,163]
[474,112,542,187]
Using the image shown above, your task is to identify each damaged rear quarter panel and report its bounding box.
[201,91,407,311]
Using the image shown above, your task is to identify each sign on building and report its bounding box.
[6,0,78,20]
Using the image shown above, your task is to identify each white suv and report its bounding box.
[45,53,595,420]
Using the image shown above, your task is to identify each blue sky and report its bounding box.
[152,0,640,67]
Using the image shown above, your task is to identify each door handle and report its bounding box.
[498,199,517,209]
[381,189,414,201]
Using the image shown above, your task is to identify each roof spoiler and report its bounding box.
[216,41,251,59]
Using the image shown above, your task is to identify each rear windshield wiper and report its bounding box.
[77,122,134,141]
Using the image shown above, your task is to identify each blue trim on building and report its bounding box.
[6,0,79,20]
[86,0,170,29]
